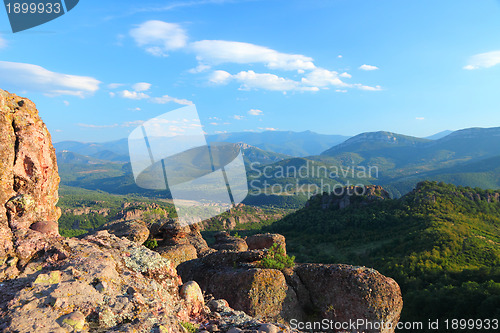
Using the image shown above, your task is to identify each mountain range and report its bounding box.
[54,127,500,203]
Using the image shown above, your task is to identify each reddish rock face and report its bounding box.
[0,89,61,268]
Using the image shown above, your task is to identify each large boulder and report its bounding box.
[212,231,248,252]
[0,89,61,276]
[294,264,403,333]
[96,219,150,245]
[179,252,403,332]
[245,233,286,254]
[150,219,210,256]
[157,243,198,267]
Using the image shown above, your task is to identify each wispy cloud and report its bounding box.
[79,120,146,129]
[78,123,119,128]
[108,83,125,89]
[132,82,152,92]
[359,64,379,71]
[150,94,193,105]
[0,34,6,49]
[248,109,263,116]
[464,50,500,70]
[0,61,100,97]
[130,20,187,57]
[119,90,150,100]
[233,115,244,120]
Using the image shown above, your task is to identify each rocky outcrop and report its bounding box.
[246,233,286,254]
[1,89,61,276]
[0,231,195,332]
[179,242,403,332]
[308,185,391,210]
[212,231,248,252]
[201,204,285,231]
[178,250,304,322]
[150,219,210,255]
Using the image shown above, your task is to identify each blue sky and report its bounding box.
[1,0,500,143]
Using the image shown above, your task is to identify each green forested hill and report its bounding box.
[266,181,500,332]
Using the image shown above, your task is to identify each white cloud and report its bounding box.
[464,50,500,70]
[0,61,100,97]
[108,83,125,89]
[234,71,301,91]
[132,82,152,92]
[190,40,316,71]
[339,72,352,78]
[337,55,343,58]
[248,109,263,116]
[233,115,244,120]
[209,70,233,84]
[258,127,277,131]
[150,94,193,105]
[353,83,382,91]
[130,20,187,56]
[119,90,150,100]
[210,122,219,125]
[63,101,70,106]
[210,68,378,93]
[359,64,379,71]
[416,117,425,120]
[301,68,347,87]
[188,64,211,73]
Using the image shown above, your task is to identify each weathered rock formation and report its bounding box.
[178,234,403,332]
[212,231,248,252]
[0,90,404,332]
[307,185,391,210]
[0,89,61,277]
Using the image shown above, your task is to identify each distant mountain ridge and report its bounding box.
[54,130,350,160]
[54,126,500,201]
[321,131,430,155]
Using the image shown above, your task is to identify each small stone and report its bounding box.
[207,299,230,312]
[61,311,86,331]
[95,281,108,292]
[258,323,279,333]
[17,100,24,107]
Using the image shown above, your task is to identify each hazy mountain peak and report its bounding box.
[321,130,429,155]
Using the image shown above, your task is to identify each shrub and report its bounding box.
[259,243,295,270]
[180,322,198,333]
[143,238,158,250]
